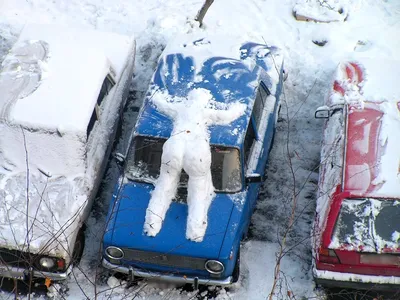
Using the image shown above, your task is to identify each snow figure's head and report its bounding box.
[185,88,213,109]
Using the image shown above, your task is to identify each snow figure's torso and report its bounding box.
[144,87,246,241]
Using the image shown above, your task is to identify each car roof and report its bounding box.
[0,23,135,133]
[335,59,400,198]
[134,34,282,148]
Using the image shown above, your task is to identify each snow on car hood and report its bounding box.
[0,172,88,258]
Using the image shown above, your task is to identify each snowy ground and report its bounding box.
[1,0,400,299]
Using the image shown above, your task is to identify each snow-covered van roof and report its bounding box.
[329,59,400,198]
[0,23,134,133]
[135,34,283,147]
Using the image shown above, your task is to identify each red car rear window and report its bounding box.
[331,198,400,252]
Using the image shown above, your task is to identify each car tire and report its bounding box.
[232,248,240,283]
[72,225,86,265]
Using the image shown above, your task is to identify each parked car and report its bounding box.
[0,23,135,282]
[313,59,400,290]
[102,34,284,286]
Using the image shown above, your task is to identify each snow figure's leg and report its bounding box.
[184,141,215,242]
[144,138,183,236]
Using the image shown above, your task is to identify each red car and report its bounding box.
[313,60,400,290]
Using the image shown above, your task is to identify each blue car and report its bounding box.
[102,34,284,286]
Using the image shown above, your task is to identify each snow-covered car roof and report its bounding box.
[329,59,400,199]
[135,34,283,147]
[0,23,135,133]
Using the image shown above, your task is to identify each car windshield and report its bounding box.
[331,198,400,251]
[125,136,242,192]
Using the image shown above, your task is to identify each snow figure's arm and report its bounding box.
[206,101,247,125]
[151,91,178,119]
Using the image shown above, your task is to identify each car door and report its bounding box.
[243,119,261,226]
[315,105,345,236]
[253,81,276,171]
[86,74,116,196]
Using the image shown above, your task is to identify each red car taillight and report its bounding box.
[318,247,340,264]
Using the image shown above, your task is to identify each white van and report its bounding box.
[0,24,135,281]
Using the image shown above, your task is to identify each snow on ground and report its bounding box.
[0,0,399,299]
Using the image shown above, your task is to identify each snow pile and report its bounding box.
[144,88,246,242]
[328,61,365,108]
[294,0,362,22]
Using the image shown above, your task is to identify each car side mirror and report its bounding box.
[114,152,126,166]
[246,173,263,184]
[315,106,330,119]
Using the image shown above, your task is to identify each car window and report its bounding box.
[97,75,115,106]
[252,84,271,129]
[331,198,400,251]
[86,75,115,139]
[243,120,256,165]
[125,136,242,192]
[317,107,344,198]
[86,108,98,138]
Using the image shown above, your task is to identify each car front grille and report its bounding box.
[122,248,207,271]
[0,248,36,269]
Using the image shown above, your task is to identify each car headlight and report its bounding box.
[205,260,224,274]
[105,246,124,260]
[39,257,55,269]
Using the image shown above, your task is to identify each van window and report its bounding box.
[252,84,271,129]
[97,75,115,106]
[87,75,115,139]
[87,109,98,138]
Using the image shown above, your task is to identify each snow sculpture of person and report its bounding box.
[144,88,246,242]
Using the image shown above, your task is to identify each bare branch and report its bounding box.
[195,0,214,27]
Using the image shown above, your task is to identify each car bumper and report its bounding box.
[314,268,400,291]
[0,264,73,281]
[102,259,233,286]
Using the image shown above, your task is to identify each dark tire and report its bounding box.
[232,248,240,283]
[72,225,86,265]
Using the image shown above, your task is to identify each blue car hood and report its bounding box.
[109,181,235,258]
